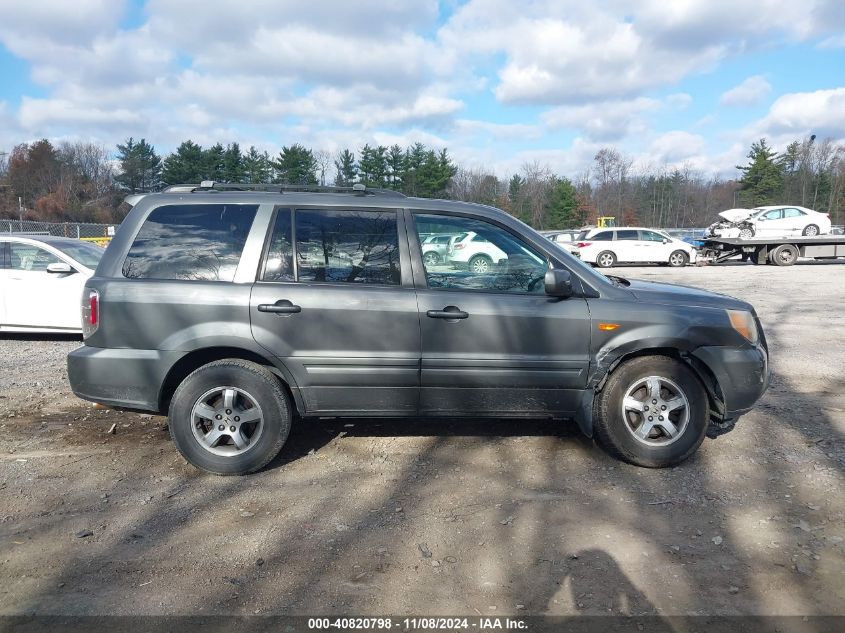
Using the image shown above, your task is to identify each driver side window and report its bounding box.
[413,213,549,295]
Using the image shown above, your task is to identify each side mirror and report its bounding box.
[545,269,573,298]
[46,262,74,274]
[663,238,670,244]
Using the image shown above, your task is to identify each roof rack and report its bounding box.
[161,181,407,198]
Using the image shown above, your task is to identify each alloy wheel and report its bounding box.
[190,386,264,456]
[621,375,690,447]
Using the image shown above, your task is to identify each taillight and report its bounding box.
[454,243,466,249]
[575,241,592,248]
[82,289,99,339]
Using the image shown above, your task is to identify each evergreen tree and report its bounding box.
[547,177,578,228]
[114,137,161,193]
[243,146,272,183]
[358,144,388,188]
[402,143,427,196]
[272,144,318,185]
[161,140,205,185]
[334,149,357,186]
[387,144,405,190]
[202,143,226,181]
[737,139,784,206]
[221,143,244,183]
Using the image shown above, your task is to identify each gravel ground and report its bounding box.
[1,260,844,617]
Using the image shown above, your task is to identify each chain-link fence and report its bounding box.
[0,219,117,246]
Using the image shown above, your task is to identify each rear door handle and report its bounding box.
[426,306,468,320]
[257,299,302,314]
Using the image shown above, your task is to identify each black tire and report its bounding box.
[802,224,819,237]
[596,251,616,268]
[667,250,688,267]
[423,251,441,267]
[468,254,494,274]
[594,356,708,468]
[770,243,798,266]
[169,359,291,475]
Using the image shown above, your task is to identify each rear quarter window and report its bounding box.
[122,204,258,281]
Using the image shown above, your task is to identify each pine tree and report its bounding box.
[272,144,318,185]
[547,177,578,228]
[387,144,405,190]
[243,146,271,183]
[358,144,388,188]
[221,143,244,183]
[737,139,784,207]
[161,141,205,185]
[334,149,357,186]
[115,137,161,193]
[202,143,225,181]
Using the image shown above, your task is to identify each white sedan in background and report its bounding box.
[0,235,104,333]
[574,227,697,268]
[711,205,832,239]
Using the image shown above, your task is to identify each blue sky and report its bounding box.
[0,0,843,178]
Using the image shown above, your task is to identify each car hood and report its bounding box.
[625,278,749,310]
[717,208,755,222]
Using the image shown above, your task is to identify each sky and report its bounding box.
[0,0,844,180]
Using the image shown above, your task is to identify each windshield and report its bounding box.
[53,241,105,269]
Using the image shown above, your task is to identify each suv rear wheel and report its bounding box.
[169,359,291,475]
[594,356,708,467]
[468,254,494,274]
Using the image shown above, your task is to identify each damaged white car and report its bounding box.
[706,205,832,239]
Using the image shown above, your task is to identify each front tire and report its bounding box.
[667,250,689,267]
[169,359,291,475]
[738,227,755,240]
[594,356,708,468]
[596,251,617,268]
[803,224,819,237]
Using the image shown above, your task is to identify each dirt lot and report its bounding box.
[1,261,844,617]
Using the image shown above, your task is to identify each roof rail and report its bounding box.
[161,181,407,198]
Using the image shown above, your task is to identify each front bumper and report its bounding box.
[692,344,770,417]
[67,345,183,412]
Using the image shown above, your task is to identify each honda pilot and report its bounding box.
[67,183,770,475]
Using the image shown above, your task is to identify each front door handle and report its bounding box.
[257,299,302,314]
[426,306,468,320]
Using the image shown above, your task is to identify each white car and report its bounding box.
[574,227,697,268]
[422,233,465,267]
[447,231,508,273]
[540,230,581,254]
[709,205,832,239]
[0,235,105,333]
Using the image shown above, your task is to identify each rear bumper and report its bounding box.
[692,344,770,417]
[67,345,181,412]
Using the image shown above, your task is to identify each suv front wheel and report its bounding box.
[169,359,292,475]
[593,356,708,467]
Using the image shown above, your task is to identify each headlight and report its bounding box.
[726,309,758,344]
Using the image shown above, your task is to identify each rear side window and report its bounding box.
[295,209,400,285]
[783,208,806,218]
[616,230,638,240]
[123,204,258,281]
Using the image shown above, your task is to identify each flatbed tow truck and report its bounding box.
[700,234,845,266]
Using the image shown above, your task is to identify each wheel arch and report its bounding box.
[158,347,304,417]
[575,345,725,438]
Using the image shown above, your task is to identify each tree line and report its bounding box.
[0,135,842,228]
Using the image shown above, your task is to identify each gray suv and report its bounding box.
[67,183,770,475]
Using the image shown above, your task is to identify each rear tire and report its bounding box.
[668,250,688,267]
[169,359,291,475]
[423,251,441,266]
[802,224,819,237]
[468,254,494,274]
[770,243,799,266]
[596,251,616,268]
[594,356,708,468]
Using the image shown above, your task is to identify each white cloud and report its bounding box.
[647,131,707,163]
[750,87,845,141]
[720,75,772,106]
[542,98,660,141]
